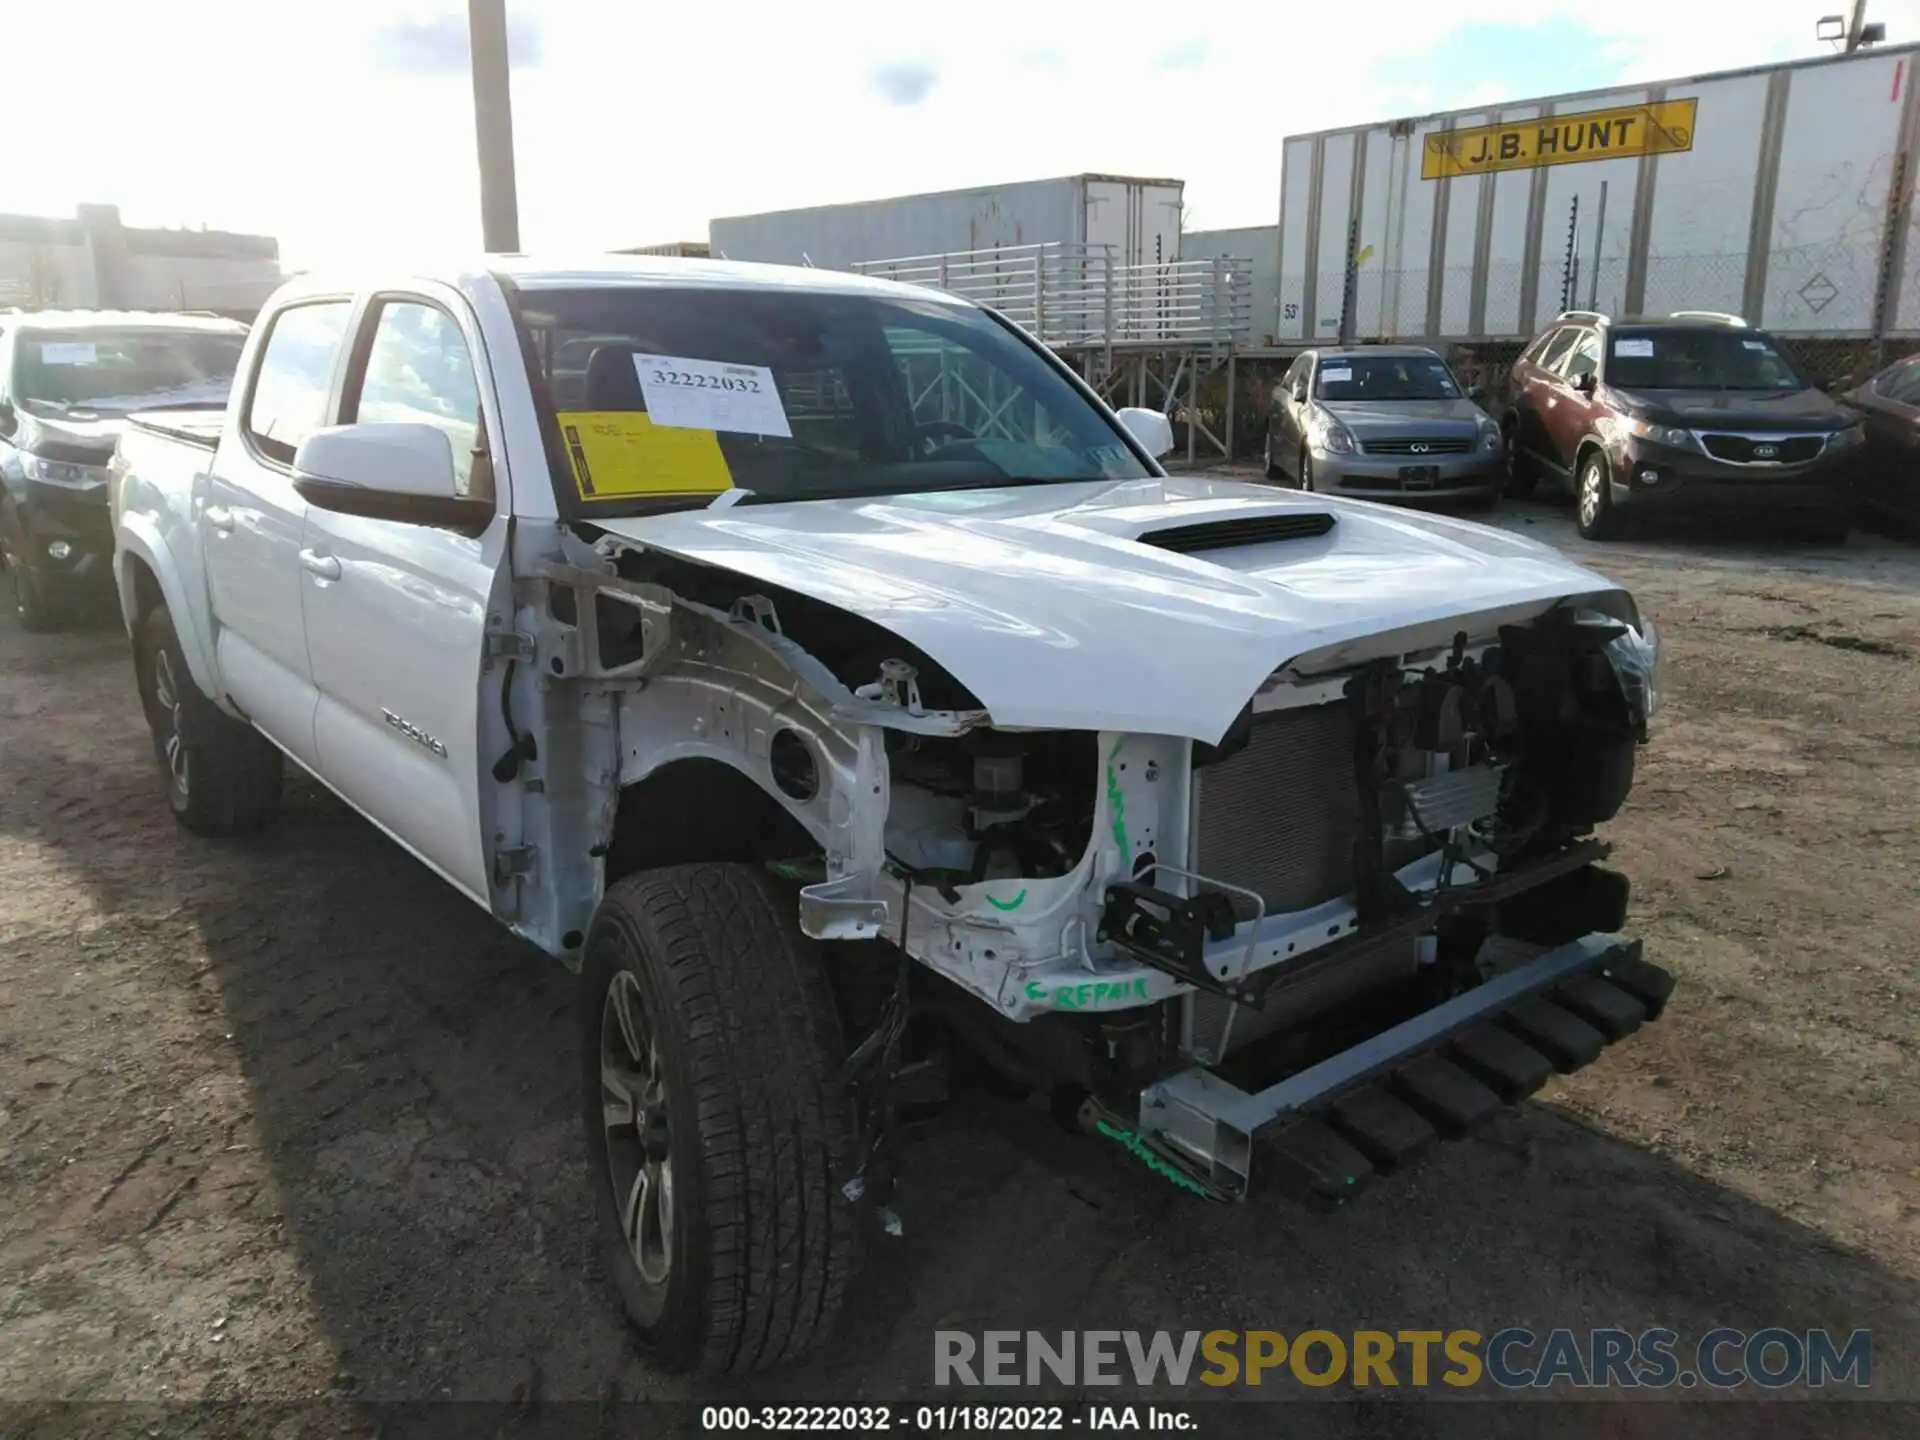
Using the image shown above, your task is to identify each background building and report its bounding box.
[0,203,283,319]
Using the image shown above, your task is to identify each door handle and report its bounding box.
[299,548,342,581]
[205,504,235,533]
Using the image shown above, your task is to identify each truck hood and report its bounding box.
[16,409,125,465]
[592,476,1629,744]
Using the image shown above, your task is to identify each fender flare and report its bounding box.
[114,514,221,703]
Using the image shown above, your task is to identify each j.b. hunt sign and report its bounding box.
[1422,98,1697,180]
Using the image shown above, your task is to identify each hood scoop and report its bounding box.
[1137,511,1336,554]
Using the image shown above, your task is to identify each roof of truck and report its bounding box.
[489,254,969,304]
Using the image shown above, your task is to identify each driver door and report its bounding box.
[300,289,511,903]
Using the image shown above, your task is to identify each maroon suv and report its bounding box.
[1503,310,1865,541]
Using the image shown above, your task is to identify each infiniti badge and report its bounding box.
[1410,442,1430,454]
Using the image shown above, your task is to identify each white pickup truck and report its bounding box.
[111,257,1673,1374]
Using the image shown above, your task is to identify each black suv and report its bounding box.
[1504,310,1864,541]
[0,311,247,628]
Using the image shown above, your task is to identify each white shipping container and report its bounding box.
[1275,43,1920,345]
[1183,225,1279,345]
[709,174,1185,272]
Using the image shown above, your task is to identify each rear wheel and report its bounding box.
[1576,451,1623,541]
[582,863,860,1374]
[1,541,59,633]
[134,607,283,835]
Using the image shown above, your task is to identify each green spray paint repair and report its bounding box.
[1105,740,1130,864]
[1093,1118,1213,1198]
[1025,977,1150,1010]
[983,889,1028,912]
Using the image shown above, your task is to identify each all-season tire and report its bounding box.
[1576,450,1624,541]
[581,863,860,1375]
[134,606,282,835]
[1,541,60,633]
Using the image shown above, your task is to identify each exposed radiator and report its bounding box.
[1190,701,1362,919]
[1186,700,1385,1062]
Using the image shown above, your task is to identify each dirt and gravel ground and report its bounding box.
[1,498,1917,1435]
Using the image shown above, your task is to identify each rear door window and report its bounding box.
[1557,330,1601,383]
[1535,328,1578,374]
[244,301,354,464]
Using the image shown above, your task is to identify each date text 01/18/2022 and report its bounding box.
[699,1404,1197,1432]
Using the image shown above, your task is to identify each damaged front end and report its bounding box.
[532,525,1671,1206]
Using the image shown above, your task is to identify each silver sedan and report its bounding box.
[1266,346,1504,505]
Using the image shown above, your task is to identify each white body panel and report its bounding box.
[594,477,1626,747]
[1276,44,1920,343]
[709,175,1185,271]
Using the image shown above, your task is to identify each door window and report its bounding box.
[244,301,354,464]
[1557,330,1601,384]
[1535,328,1578,374]
[346,301,486,496]
[1523,327,1565,366]
[1874,357,1920,406]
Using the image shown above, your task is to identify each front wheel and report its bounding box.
[134,607,283,834]
[1576,451,1623,541]
[582,863,861,1374]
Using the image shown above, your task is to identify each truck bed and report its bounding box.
[126,407,224,450]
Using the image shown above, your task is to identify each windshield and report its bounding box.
[14,328,247,414]
[511,286,1151,513]
[1314,353,1461,402]
[1606,328,1805,391]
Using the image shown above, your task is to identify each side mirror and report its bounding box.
[292,423,491,536]
[1467,384,1486,400]
[1291,380,1309,403]
[1572,372,1597,395]
[1115,406,1175,460]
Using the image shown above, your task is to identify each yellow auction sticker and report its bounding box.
[1421,98,1697,180]
[557,410,733,500]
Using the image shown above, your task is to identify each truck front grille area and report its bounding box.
[1191,701,1363,921]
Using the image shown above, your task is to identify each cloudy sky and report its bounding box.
[9,0,1919,266]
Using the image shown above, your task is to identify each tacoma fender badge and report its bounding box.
[382,708,450,758]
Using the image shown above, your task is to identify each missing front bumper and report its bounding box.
[1131,932,1673,1201]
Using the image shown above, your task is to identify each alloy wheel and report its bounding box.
[600,970,674,1288]
[152,648,191,800]
[1579,463,1603,530]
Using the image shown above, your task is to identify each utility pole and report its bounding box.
[469,0,521,252]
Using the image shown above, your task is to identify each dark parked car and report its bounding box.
[1504,310,1865,541]
[0,310,248,629]
[1840,351,1920,526]
[1265,345,1503,505]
